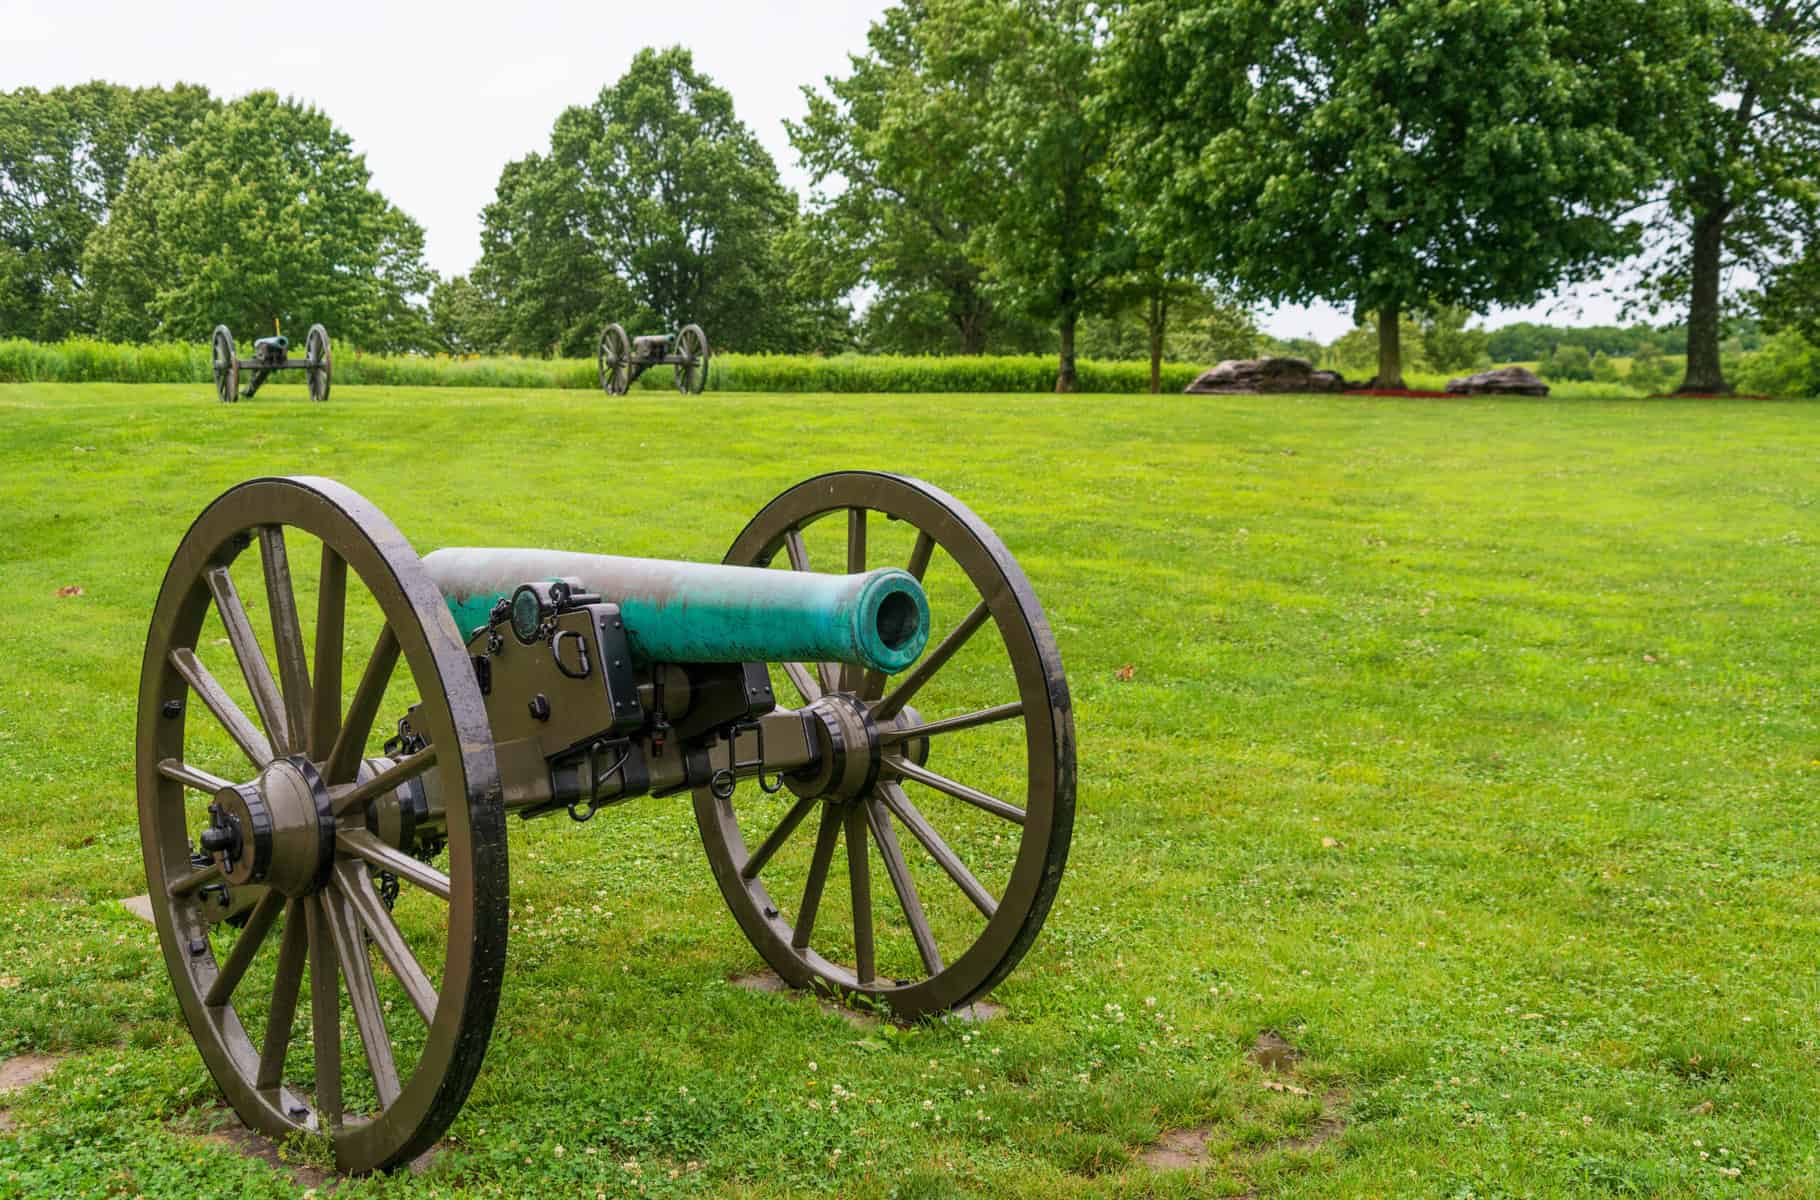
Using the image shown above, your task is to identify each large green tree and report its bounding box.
[82,92,432,349]
[478,47,824,355]
[0,81,217,339]
[791,0,1007,355]
[1641,1,1820,393]
[1109,0,1699,387]
[934,0,1129,390]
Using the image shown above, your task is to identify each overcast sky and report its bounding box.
[5,0,1639,341]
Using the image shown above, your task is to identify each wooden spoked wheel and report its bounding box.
[697,472,1074,1016]
[136,477,508,1173]
[674,323,708,395]
[598,323,632,395]
[306,325,332,403]
[212,326,238,404]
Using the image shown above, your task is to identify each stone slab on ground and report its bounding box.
[121,894,155,924]
[1185,357,1348,395]
[1445,366,1549,396]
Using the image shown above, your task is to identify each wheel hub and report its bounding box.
[788,694,929,804]
[206,757,335,896]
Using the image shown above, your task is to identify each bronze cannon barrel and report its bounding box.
[421,547,931,673]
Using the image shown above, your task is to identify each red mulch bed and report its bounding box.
[1342,388,1456,398]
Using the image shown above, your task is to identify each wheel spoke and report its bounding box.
[324,625,398,785]
[740,793,819,881]
[336,829,451,901]
[792,804,842,950]
[158,758,232,794]
[337,863,437,1026]
[257,898,308,1089]
[867,797,943,976]
[322,886,401,1109]
[888,756,1026,825]
[305,895,342,1129]
[905,530,935,582]
[845,805,875,984]
[781,661,823,704]
[171,648,273,769]
[880,782,998,919]
[842,510,868,692]
[258,526,313,747]
[310,546,346,760]
[873,599,991,721]
[782,530,837,695]
[879,701,1025,746]
[205,565,292,756]
[167,860,222,898]
[205,888,284,1007]
[331,745,438,818]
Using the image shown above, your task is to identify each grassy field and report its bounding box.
[0,382,1816,1199]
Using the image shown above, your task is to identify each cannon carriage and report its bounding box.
[598,320,709,395]
[136,471,1073,1171]
[210,324,332,403]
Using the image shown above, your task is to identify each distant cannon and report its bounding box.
[598,321,709,396]
[210,324,332,403]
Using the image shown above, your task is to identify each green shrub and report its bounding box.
[1735,332,1820,398]
[0,340,1208,394]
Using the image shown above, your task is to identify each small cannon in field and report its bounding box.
[210,324,332,403]
[597,320,709,395]
[136,472,1073,1171]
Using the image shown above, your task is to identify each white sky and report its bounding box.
[4,0,1638,342]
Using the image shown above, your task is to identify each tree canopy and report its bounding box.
[81,92,431,349]
[476,47,826,356]
[1108,0,1701,386]
[0,81,217,340]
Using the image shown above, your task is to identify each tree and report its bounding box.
[81,93,431,349]
[478,47,815,355]
[928,0,1129,390]
[1639,1,1820,393]
[1541,343,1595,380]
[1108,0,1699,387]
[1758,238,1820,345]
[0,81,217,339]
[791,1,1007,355]
[1419,306,1491,373]
[427,275,503,355]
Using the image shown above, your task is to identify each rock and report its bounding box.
[1184,356,1348,395]
[1445,366,1549,396]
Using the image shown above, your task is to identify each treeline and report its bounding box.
[3,2,1818,397]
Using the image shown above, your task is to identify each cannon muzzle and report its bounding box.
[422,547,930,674]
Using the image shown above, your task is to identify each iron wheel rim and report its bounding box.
[695,471,1073,1017]
[136,476,508,1172]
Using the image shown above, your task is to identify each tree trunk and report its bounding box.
[1147,293,1166,395]
[1373,302,1404,389]
[1056,311,1079,393]
[1678,203,1731,394]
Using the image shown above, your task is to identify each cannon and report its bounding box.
[210,324,332,403]
[598,320,709,395]
[136,471,1073,1171]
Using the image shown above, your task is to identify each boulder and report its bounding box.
[1445,366,1549,396]
[1184,356,1348,395]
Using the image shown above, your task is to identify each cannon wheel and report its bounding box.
[212,326,239,405]
[598,323,632,396]
[698,472,1074,1017]
[673,324,708,395]
[306,325,332,403]
[136,477,508,1173]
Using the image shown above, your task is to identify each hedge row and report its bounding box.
[0,338,1206,393]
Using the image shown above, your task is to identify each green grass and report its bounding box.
[1,381,1818,1198]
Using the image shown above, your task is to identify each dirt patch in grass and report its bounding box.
[1141,1032,1346,1174]
[0,1053,62,1096]
[178,1106,446,1188]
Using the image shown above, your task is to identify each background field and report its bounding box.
[0,382,1817,1199]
